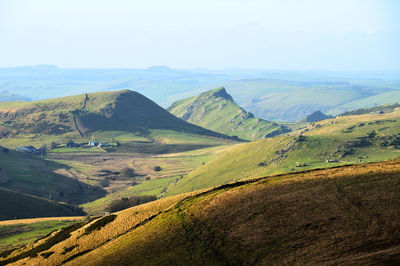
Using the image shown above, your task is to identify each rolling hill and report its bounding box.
[166,109,400,196]
[2,160,399,265]
[340,101,400,116]
[0,90,230,141]
[2,66,400,122]
[168,87,288,140]
[185,78,400,122]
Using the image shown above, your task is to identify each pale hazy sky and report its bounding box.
[0,0,399,70]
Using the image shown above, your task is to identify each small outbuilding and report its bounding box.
[88,141,99,146]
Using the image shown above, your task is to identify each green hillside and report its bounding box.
[166,110,400,196]
[168,87,288,140]
[0,188,84,220]
[0,219,81,253]
[0,90,230,143]
[2,66,400,122]
[185,78,400,122]
[330,90,400,115]
[0,148,105,205]
[2,161,399,265]
[0,90,241,220]
[340,101,400,116]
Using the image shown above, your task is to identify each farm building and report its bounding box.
[88,141,99,146]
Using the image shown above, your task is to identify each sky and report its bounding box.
[0,0,399,70]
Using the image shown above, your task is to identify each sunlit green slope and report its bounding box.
[168,87,288,140]
[166,110,400,196]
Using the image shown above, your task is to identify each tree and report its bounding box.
[39,144,47,157]
[50,142,58,149]
[121,167,135,178]
[105,195,157,212]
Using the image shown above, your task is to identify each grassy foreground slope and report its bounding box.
[2,161,400,265]
[168,87,288,140]
[167,110,400,195]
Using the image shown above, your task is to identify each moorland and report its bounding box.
[0,69,399,264]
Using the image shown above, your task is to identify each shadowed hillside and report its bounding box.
[0,148,105,207]
[168,87,288,140]
[0,188,84,220]
[2,161,399,265]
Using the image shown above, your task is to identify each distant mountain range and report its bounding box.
[1,66,400,122]
[0,90,30,102]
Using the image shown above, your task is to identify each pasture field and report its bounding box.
[0,219,83,253]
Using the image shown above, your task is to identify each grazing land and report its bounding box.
[0,219,82,253]
[2,160,399,265]
[1,89,400,262]
[167,109,400,196]
[0,90,238,218]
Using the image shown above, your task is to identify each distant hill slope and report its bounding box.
[193,79,400,122]
[0,90,229,140]
[167,110,400,196]
[329,90,400,115]
[0,188,84,220]
[340,102,400,116]
[3,161,400,265]
[168,87,288,140]
[0,90,30,102]
[2,66,400,122]
[301,110,333,122]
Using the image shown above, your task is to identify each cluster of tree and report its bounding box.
[105,195,157,212]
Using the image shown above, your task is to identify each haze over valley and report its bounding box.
[0,0,399,265]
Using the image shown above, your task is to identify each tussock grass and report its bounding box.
[0,193,192,265]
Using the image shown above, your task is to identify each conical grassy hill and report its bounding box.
[0,90,230,140]
[168,87,288,140]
